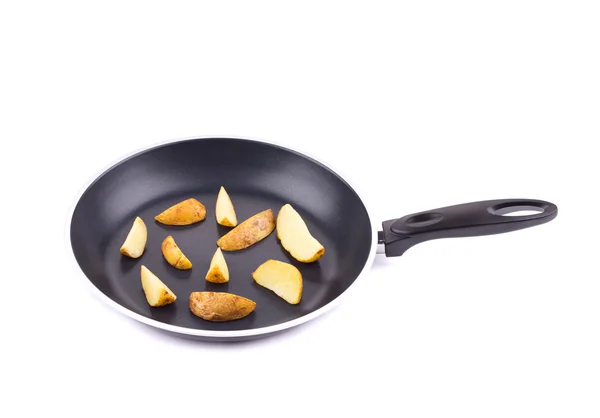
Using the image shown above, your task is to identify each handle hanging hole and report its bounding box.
[489,205,545,217]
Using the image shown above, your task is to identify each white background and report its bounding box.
[2,1,599,417]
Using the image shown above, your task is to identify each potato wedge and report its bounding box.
[161,235,192,270]
[252,259,302,304]
[189,292,256,322]
[155,198,206,226]
[120,216,147,258]
[140,265,177,307]
[216,209,275,251]
[277,204,324,263]
[205,247,229,283]
[215,186,238,227]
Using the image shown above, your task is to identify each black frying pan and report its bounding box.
[68,137,558,342]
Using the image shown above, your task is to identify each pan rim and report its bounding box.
[65,135,378,339]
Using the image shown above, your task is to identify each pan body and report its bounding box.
[69,138,376,341]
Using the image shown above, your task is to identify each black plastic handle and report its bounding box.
[380,199,558,257]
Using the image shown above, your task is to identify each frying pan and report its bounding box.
[67,137,558,342]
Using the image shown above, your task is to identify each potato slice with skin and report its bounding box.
[161,235,192,270]
[140,265,177,307]
[155,198,206,226]
[216,209,275,251]
[189,292,256,322]
[120,216,147,258]
[215,186,238,227]
[205,247,229,283]
[252,259,303,304]
[277,204,324,263]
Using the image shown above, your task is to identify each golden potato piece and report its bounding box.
[277,204,324,263]
[140,265,177,307]
[205,247,229,283]
[120,216,147,258]
[189,292,256,322]
[155,198,206,226]
[215,186,238,227]
[252,259,302,304]
[161,235,192,270]
[216,209,275,251]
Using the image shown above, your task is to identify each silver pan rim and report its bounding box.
[64,135,378,339]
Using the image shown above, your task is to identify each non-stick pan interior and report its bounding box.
[70,138,372,332]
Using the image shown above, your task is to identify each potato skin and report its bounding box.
[205,248,229,283]
[153,289,177,307]
[205,266,228,283]
[216,209,275,251]
[189,292,256,322]
[161,235,192,270]
[155,198,206,226]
